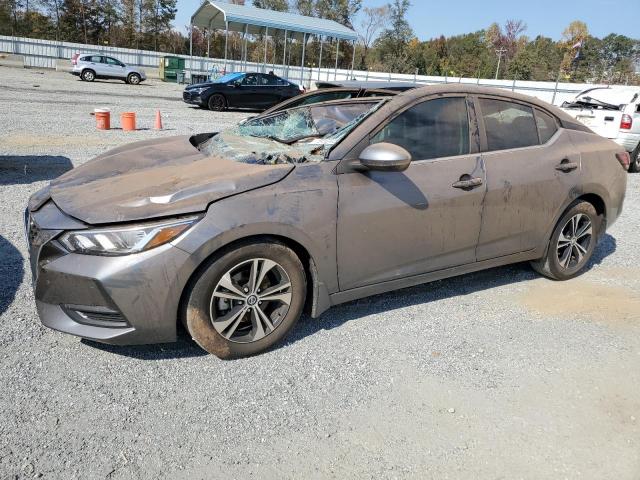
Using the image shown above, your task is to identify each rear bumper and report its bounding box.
[616,132,640,153]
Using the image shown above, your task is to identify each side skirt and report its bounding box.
[327,249,538,309]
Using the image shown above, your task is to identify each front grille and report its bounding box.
[62,305,130,328]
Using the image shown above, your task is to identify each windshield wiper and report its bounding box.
[577,96,620,110]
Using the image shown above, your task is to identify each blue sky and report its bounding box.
[173,0,638,40]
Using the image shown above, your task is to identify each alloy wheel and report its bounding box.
[556,213,593,270]
[210,95,225,110]
[209,258,292,343]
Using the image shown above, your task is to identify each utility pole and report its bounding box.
[495,47,506,80]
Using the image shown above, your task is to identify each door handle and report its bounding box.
[555,160,578,172]
[452,177,483,190]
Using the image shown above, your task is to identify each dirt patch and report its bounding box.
[1,134,125,148]
[519,278,640,324]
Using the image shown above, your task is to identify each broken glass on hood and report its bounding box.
[199,100,385,165]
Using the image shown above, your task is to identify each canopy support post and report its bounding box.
[242,23,248,71]
[350,40,356,80]
[334,38,340,81]
[223,20,228,74]
[282,30,288,78]
[317,35,324,81]
[263,26,268,73]
[300,32,307,87]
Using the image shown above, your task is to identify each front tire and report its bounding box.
[183,241,306,359]
[207,94,227,111]
[127,73,141,85]
[530,201,601,280]
[629,144,640,173]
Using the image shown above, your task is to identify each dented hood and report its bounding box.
[49,135,294,224]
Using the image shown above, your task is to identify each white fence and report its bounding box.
[0,34,625,105]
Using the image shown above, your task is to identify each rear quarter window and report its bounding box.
[535,109,558,144]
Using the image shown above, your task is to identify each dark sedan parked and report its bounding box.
[183,72,302,111]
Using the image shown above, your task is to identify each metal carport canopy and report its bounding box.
[190,0,358,41]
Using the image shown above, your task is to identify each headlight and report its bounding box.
[59,217,199,256]
[190,87,208,95]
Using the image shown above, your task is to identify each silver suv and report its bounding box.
[71,53,146,84]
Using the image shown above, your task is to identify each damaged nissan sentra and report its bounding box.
[26,85,628,358]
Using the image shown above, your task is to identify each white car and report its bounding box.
[71,53,146,85]
[561,86,640,172]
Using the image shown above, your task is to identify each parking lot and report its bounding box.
[1,66,639,479]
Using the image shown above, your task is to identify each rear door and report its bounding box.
[85,55,106,76]
[475,96,582,260]
[337,95,486,290]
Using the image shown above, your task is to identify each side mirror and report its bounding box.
[359,143,411,172]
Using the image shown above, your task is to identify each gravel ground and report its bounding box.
[1,66,639,480]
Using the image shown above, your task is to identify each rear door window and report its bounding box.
[535,109,558,144]
[372,97,470,160]
[83,55,104,63]
[479,98,539,150]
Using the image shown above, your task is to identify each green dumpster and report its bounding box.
[159,56,185,83]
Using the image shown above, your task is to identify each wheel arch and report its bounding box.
[540,191,608,260]
[177,233,331,334]
[207,92,228,109]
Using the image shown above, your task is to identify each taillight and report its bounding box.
[620,114,632,130]
[71,53,79,65]
[616,152,630,170]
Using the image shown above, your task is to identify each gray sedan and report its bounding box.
[25,86,628,358]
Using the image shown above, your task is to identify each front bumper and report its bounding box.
[26,201,196,345]
[183,91,205,106]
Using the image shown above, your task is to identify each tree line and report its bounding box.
[1,0,638,84]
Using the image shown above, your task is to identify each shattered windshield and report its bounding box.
[199,100,384,165]
[237,102,380,144]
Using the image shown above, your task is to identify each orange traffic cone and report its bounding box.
[154,110,163,130]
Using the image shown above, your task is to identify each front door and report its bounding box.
[235,73,265,108]
[337,96,486,291]
[104,57,126,79]
[475,96,582,260]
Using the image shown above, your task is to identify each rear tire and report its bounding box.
[183,241,306,359]
[207,94,227,111]
[629,144,640,173]
[530,201,601,280]
[81,69,95,82]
